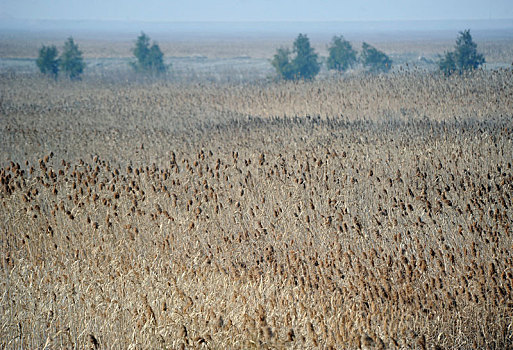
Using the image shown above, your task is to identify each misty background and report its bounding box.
[1,0,513,22]
[1,0,512,34]
[0,0,511,81]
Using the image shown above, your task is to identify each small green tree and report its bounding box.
[36,45,60,78]
[272,34,320,81]
[60,37,85,80]
[327,35,357,72]
[131,32,167,75]
[271,47,295,80]
[291,34,320,80]
[361,42,392,73]
[439,30,485,75]
[438,51,456,76]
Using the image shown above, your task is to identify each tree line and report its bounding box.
[35,33,168,80]
[37,30,485,81]
[271,34,395,80]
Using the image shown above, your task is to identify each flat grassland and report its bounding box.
[1,33,513,349]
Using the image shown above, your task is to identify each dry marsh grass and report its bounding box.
[1,69,513,349]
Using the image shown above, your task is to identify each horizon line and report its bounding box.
[3,17,513,23]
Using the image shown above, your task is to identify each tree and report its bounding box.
[291,34,321,80]
[36,45,60,78]
[438,51,456,76]
[60,37,85,80]
[327,35,357,72]
[272,34,320,81]
[439,30,485,75]
[361,42,392,73]
[271,47,295,80]
[131,32,167,75]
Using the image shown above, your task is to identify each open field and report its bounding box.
[1,31,513,349]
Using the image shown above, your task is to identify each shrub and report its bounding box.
[439,30,485,75]
[327,35,358,72]
[60,37,85,80]
[131,32,167,75]
[272,34,320,80]
[36,45,60,79]
[361,42,392,73]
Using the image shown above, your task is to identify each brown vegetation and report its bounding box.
[1,69,513,348]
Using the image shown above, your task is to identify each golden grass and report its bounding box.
[1,70,513,349]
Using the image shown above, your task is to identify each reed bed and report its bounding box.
[1,69,513,349]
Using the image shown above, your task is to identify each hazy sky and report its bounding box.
[1,0,512,22]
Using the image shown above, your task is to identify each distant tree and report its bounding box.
[132,32,151,69]
[60,37,85,80]
[361,42,392,73]
[291,34,321,80]
[36,45,60,79]
[327,35,358,72]
[131,32,167,75]
[272,34,320,80]
[271,47,295,80]
[438,30,485,75]
[438,51,456,76]
[455,30,485,71]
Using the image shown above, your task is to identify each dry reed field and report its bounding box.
[1,68,513,349]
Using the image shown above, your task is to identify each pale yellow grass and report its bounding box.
[1,70,513,349]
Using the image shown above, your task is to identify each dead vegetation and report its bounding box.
[1,69,513,349]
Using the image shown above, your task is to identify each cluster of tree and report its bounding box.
[438,30,485,75]
[271,34,321,80]
[37,30,484,82]
[37,32,168,80]
[131,32,168,75]
[272,34,393,81]
[36,37,85,80]
[273,30,484,81]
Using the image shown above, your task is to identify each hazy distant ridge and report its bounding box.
[1,18,512,37]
